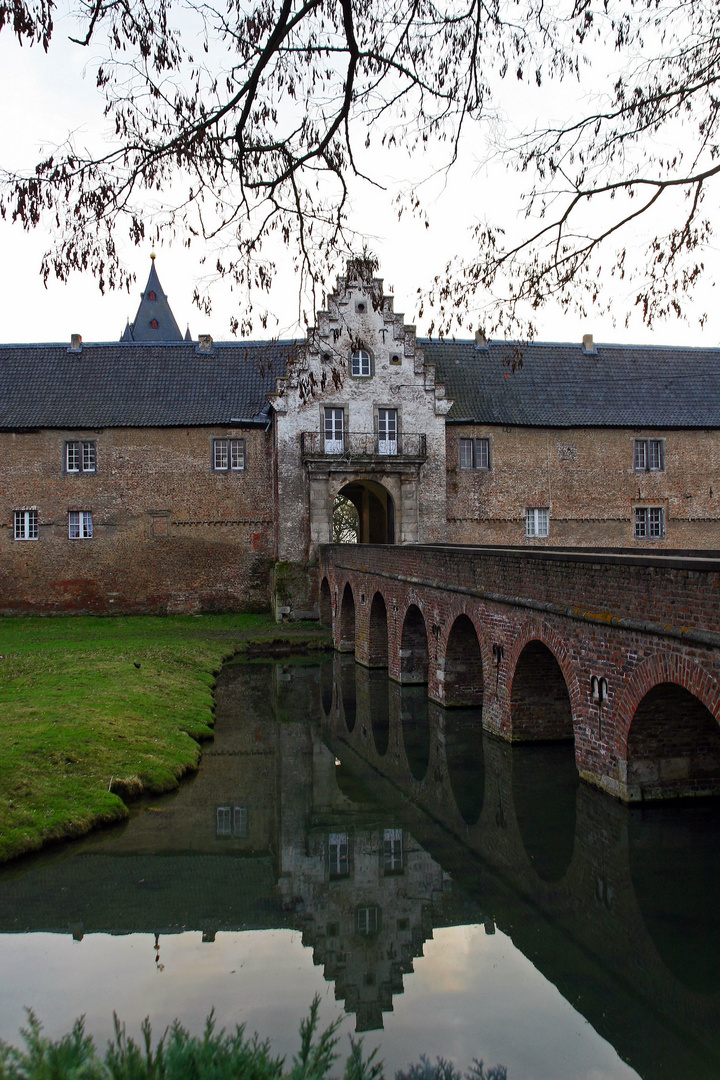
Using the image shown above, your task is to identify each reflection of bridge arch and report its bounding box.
[507,622,580,743]
[511,742,579,884]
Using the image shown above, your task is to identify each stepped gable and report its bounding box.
[0,341,292,429]
[121,255,184,343]
[270,259,451,415]
[424,337,720,428]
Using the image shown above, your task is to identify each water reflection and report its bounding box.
[511,742,579,883]
[399,684,430,781]
[443,708,485,826]
[0,660,718,1080]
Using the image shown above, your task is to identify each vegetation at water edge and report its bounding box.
[0,613,328,863]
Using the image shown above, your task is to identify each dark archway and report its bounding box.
[512,742,579,883]
[510,640,574,741]
[319,577,332,628]
[369,669,390,756]
[444,707,485,825]
[367,592,389,668]
[400,604,429,684]
[400,684,430,781]
[339,582,355,653]
[627,683,720,799]
[336,480,395,544]
[338,653,357,732]
[444,615,484,707]
[629,801,720,995]
[320,653,334,716]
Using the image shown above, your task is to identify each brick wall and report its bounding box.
[446,423,720,549]
[0,425,275,613]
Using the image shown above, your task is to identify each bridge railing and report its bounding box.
[301,431,427,459]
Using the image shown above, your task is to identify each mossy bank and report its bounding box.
[0,614,329,864]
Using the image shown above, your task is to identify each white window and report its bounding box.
[357,906,378,936]
[324,408,344,454]
[460,437,491,469]
[634,438,664,471]
[377,409,397,455]
[383,828,403,873]
[68,510,93,539]
[526,507,549,537]
[213,438,246,471]
[216,806,232,836]
[329,831,349,877]
[214,439,228,470]
[66,440,96,473]
[635,507,665,539]
[216,805,248,837]
[230,439,245,470]
[351,349,371,377]
[14,509,38,540]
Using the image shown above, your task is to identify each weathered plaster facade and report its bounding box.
[271,263,451,570]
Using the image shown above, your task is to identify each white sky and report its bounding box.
[0,4,718,347]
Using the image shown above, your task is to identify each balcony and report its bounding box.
[300,431,427,463]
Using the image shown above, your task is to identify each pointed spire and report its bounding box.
[121,256,184,342]
[184,325,193,342]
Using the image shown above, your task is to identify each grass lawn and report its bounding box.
[0,613,329,864]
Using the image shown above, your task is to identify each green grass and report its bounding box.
[0,613,329,864]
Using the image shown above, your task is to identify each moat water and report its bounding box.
[0,657,719,1080]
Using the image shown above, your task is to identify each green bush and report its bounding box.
[0,999,505,1080]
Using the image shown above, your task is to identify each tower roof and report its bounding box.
[121,256,184,342]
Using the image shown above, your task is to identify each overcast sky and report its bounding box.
[1,4,718,347]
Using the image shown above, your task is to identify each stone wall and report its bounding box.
[0,425,275,613]
[446,423,720,548]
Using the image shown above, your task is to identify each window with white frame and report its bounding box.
[324,408,344,454]
[329,831,349,877]
[383,828,403,873]
[357,906,379,936]
[526,507,549,537]
[377,409,398,455]
[215,805,248,837]
[65,440,96,473]
[460,437,491,470]
[633,438,664,471]
[213,438,245,471]
[634,507,665,539]
[14,509,38,540]
[68,510,93,539]
[350,349,371,377]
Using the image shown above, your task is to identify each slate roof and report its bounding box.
[424,339,720,428]
[0,341,292,428]
[121,257,185,343]
[1,334,719,430]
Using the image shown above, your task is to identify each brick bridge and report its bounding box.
[318,543,720,801]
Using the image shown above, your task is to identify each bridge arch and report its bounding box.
[319,576,332,628]
[615,653,720,799]
[338,582,356,652]
[367,591,389,668]
[399,603,429,684]
[507,622,580,742]
[442,613,485,707]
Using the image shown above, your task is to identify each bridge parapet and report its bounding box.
[320,543,720,802]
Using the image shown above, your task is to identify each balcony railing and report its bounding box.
[301,431,427,459]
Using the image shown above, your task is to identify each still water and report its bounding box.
[0,656,719,1080]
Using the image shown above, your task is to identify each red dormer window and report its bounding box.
[148,290,157,301]
[150,319,159,329]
